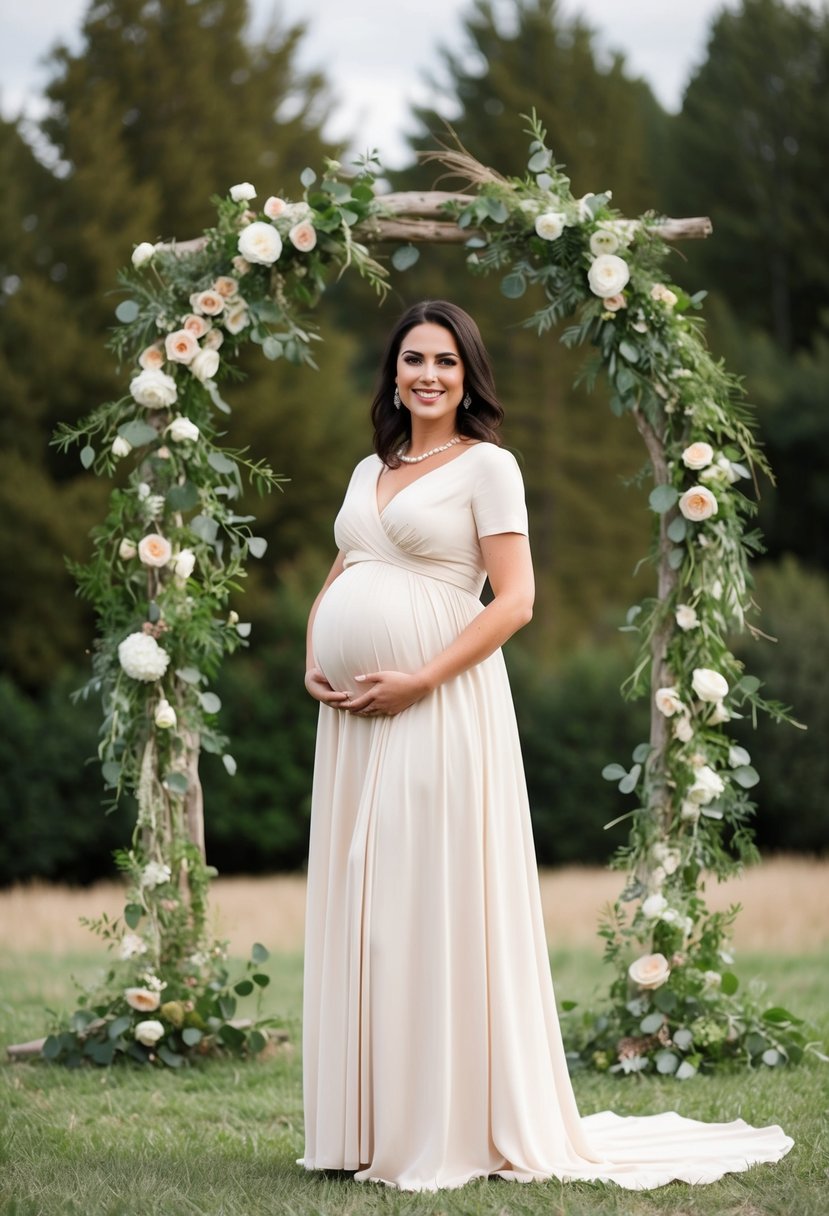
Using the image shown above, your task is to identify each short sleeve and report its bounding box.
[471,446,529,538]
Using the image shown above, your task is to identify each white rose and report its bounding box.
[678,485,718,522]
[154,698,177,730]
[587,253,630,298]
[590,228,619,256]
[134,1019,165,1046]
[652,843,682,875]
[118,933,147,960]
[138,533,172,567]
[173,548,196,580]
[675,604,699,631]
[682,442,714,470]
[141,860,171,888]
[688,764,725,805]
[628,953,671,990]
[238,221,282,266]
[288,220,317,252]
[692,667,729,703]
[118,632,170,682]
[112,435,132,458]
[202,327,224,351]
[190,290,225,317]
[673,715,694,743]
[728,745,751,768]
[190,348,220,382]
[118,537,137,560]
[125,987,161,1012]
[680,800,701,823]
[131,241,156,268]
[655,686,684,717]
[642,893,667,919]
[130,368,178,410]
[167,416,200,443]
[534,211,566,241]
[709,701,730,725]
[164,329,199,364]
[229,181,256,202]
[224,304,250,335]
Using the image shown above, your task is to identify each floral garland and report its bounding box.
[51,118,814,1074]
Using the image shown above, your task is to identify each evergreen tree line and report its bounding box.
[1,0,826,882]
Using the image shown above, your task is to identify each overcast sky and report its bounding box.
[0,0,818,166]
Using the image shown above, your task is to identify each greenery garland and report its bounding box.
[50,116,818,1075]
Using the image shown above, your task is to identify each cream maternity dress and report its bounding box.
[301,441,792,1191]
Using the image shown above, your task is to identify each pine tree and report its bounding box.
[667,0,829,352]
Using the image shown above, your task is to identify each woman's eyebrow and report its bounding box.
[400,348,458,357]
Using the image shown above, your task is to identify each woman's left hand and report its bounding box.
[346,670,428,717]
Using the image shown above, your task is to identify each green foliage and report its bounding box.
[42,935,275,1070]
[667,0,829,351]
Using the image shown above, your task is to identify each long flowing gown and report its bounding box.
[301,442,793,1191]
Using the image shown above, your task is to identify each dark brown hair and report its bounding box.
[370,300,505,467]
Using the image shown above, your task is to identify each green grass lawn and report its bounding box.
[1,948,827,1216]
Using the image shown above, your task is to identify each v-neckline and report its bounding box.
[374,443,481,517]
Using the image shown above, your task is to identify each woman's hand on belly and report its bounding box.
[305,666,353,708]
[346,669,429,717]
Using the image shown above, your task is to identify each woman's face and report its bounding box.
[395,323,465,426]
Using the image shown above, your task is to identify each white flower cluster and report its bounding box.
[118,632,170,682]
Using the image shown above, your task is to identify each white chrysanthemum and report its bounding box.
[118,632,170,682]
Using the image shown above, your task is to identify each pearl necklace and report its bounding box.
[397,436,462,464]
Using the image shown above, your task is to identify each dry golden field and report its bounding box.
[0,856,826,957]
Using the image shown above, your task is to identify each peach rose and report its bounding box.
[138,533,172,568]
[125,987,161,1012]
[190,289,225,316]
[138,344,165,370]
[628,953,671,990]
[288,220,317,252]
[264,196,288,219]
[655,686,684,717]
[679,485,718,522]
[164,329,199,364]
[682,441,714,470]
[602,294,627,311]
[650,282,678,308]
[213,276,239,298]
[182,313,211,339]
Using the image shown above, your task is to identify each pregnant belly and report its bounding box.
[312,561,480,696]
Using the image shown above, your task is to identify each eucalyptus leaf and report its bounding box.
[207,451,236,475]
[262,336,284,360]
[236,622,252,638]
[248,1029,267,1054]
[191,514,219,544]
[182,1026,203,1046]
[618,340,640,363]
[108,1015,132,1041]
[500,272,526,299]
[124,903,143,929]
[80,445,95,469]
[652,987,678,1014]
[176,666,203,685]
[118,420,158,447]
[391,245,420,271]
[667,516,687,543]
[668,547,685,570]
[247,536,268,558]
[300,167,317,187]
[737,675,761,695]
[762,1048,782,1067]
[166,481,199,511]
[632,742,651,764]
[640,1012,665,1035]
[731,765,760,788]
[148,600,160,623]
[101,761,121,788]
[649,484,679,514]
[655,1050,679,1075]
[218,995,237,1020]
[158,1045,184,1068]
[601,763,627,782]
[199,692,222,715]
[535,173,553,190]
[222,754,238,777]
[251,942,270,964]
[163,771,189,795]
[115,299,140,323]
[672,1027,693,1051]
[528,149,552,172]
[618,764,641,795]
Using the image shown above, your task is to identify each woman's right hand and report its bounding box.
[305,666,351,708]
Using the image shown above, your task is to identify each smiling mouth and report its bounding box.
[413,389,443,401]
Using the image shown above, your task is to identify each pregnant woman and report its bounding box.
[300,299,792,1191]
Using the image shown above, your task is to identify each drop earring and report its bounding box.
[462,392,472,410]
[393,386,401,410]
